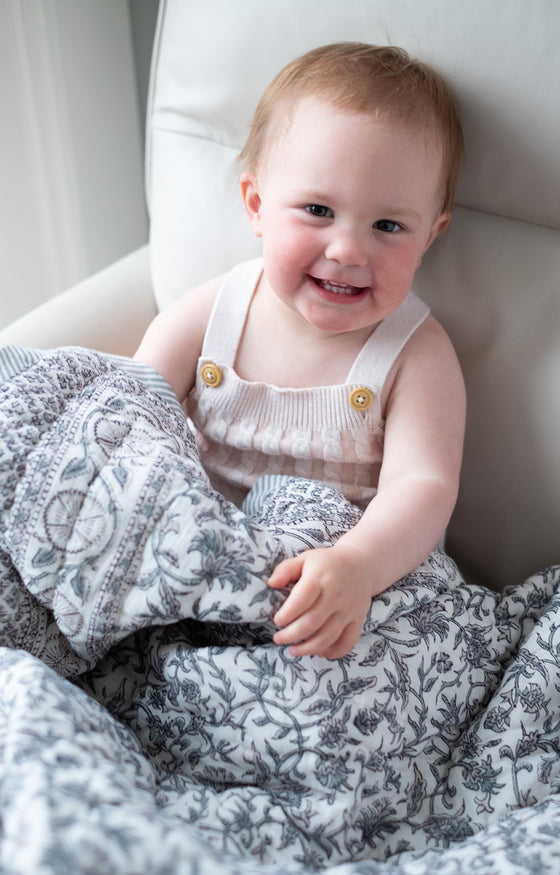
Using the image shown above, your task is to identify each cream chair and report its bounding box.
[2,0,559,594]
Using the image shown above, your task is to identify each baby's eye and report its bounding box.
[305,204,333,218]
[373,219,402,233]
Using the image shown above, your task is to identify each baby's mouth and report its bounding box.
[312,277,366,296]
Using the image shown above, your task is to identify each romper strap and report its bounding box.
[347,291,430,390]
[201,258,263,366]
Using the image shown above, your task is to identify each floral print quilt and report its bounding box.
[1,345,560,875]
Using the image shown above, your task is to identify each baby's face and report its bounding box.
[241,99,450,339]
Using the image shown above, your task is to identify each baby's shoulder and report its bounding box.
[183,272,225,319]
[381,315,463,407]
[159,272,226,344]
[133,271,227,403]
[404,314,458,365]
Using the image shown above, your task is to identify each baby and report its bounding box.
[135,42,466,660]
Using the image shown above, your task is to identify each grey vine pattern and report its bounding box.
[0,345,559,874]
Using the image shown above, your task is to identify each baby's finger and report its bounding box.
[317,622,361,659]
[273,614,316,647]
[273,577,321,627]
[273,594,336,645]
[267,555,304,589]
[285,615,350,659]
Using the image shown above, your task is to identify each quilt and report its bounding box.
[0,345,560,875]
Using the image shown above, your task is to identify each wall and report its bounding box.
[0,0,158,330]
[129,0,160,157]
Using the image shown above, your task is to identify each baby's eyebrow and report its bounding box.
[376,206,422,221]
[298,190,332,204]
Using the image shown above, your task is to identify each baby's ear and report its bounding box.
[240,172,263,237]
[426,211,452,250]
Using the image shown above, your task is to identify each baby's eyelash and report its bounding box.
[373,219,403,233]
[305,204,334,218]
[303,208,403,232]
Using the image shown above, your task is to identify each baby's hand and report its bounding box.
[267,544,373,659]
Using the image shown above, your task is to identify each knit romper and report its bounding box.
[188,258,430,510]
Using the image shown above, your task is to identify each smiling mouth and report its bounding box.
[312,277,366,296]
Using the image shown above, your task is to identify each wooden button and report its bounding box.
[349,386,374,410]
[201,362,222,387]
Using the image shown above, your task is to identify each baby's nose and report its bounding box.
[325,228,368,267]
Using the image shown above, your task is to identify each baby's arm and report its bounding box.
[134,274,225,403]
[268,316,466,659]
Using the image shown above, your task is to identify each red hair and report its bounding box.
[238,42,464,213]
